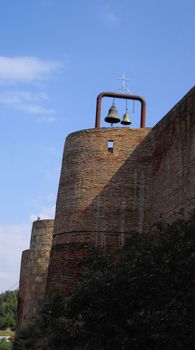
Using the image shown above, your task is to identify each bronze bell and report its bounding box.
[121,111,131,125]
[105,103,120,124]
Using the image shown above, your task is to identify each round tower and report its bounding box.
[16,249,30,328]
[20,219,54,325]
[46,127,152,295]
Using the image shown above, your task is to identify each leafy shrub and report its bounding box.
[14,214,195,349]
[0,339,12,350]
[0,291,17,329]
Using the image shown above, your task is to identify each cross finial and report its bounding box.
[116,73,131,94]
[118,73,128,88]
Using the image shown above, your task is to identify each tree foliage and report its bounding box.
[0,291,18,329]
[0,339,12,350]
[14,215,195,349]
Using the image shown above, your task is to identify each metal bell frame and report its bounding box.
[95,92,146,128]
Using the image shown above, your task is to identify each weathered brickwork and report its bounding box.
[46,128,153,295]
[54,128,152,235]
[47,232,126,295]
[16,250,30,328]
[17,219,54,327]
[150,87,195,224]
[46,87,195,296]
[17,86,195,322]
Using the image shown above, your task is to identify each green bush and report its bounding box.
[0,291,17,329]
[0,339,12,350]
[13,214,195,349]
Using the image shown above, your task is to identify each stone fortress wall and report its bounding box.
[46,127,153,295]
[16,249,30,327]
[17,86,195,326]
[150,87,195,224]
[17,219,54,327]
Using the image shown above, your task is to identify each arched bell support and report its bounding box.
[95,92,146,128]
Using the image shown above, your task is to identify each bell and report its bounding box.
[121,111,131,125]
[105,103,120,124]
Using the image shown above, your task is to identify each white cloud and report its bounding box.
[0,56,63,120]
[100,5,120,25]
[30,205,55,222]
[0,223,31,292]
[0,56,63,83]
[35,115,57,122]
[0,205,55,292]
[20,104,55,115]
[0,91,48,104]
[105,11,120,24]
[30,193,56,208]
[0,90,56,118]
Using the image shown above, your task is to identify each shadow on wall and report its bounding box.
[47,86,195,296]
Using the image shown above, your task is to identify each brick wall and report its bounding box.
[18,86,195,311]
[46,86,195,297]
[16,250,30,328]
[150,86,195,224]
[17,219,54,327]
[46,128,153,295]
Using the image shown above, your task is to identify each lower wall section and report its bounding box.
[17,219,54,328]
[46,231,128,295]
[16,250,30,328]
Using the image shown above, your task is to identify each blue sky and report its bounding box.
[0,0,194,292]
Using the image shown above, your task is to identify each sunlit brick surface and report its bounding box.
[46,127,153,295]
